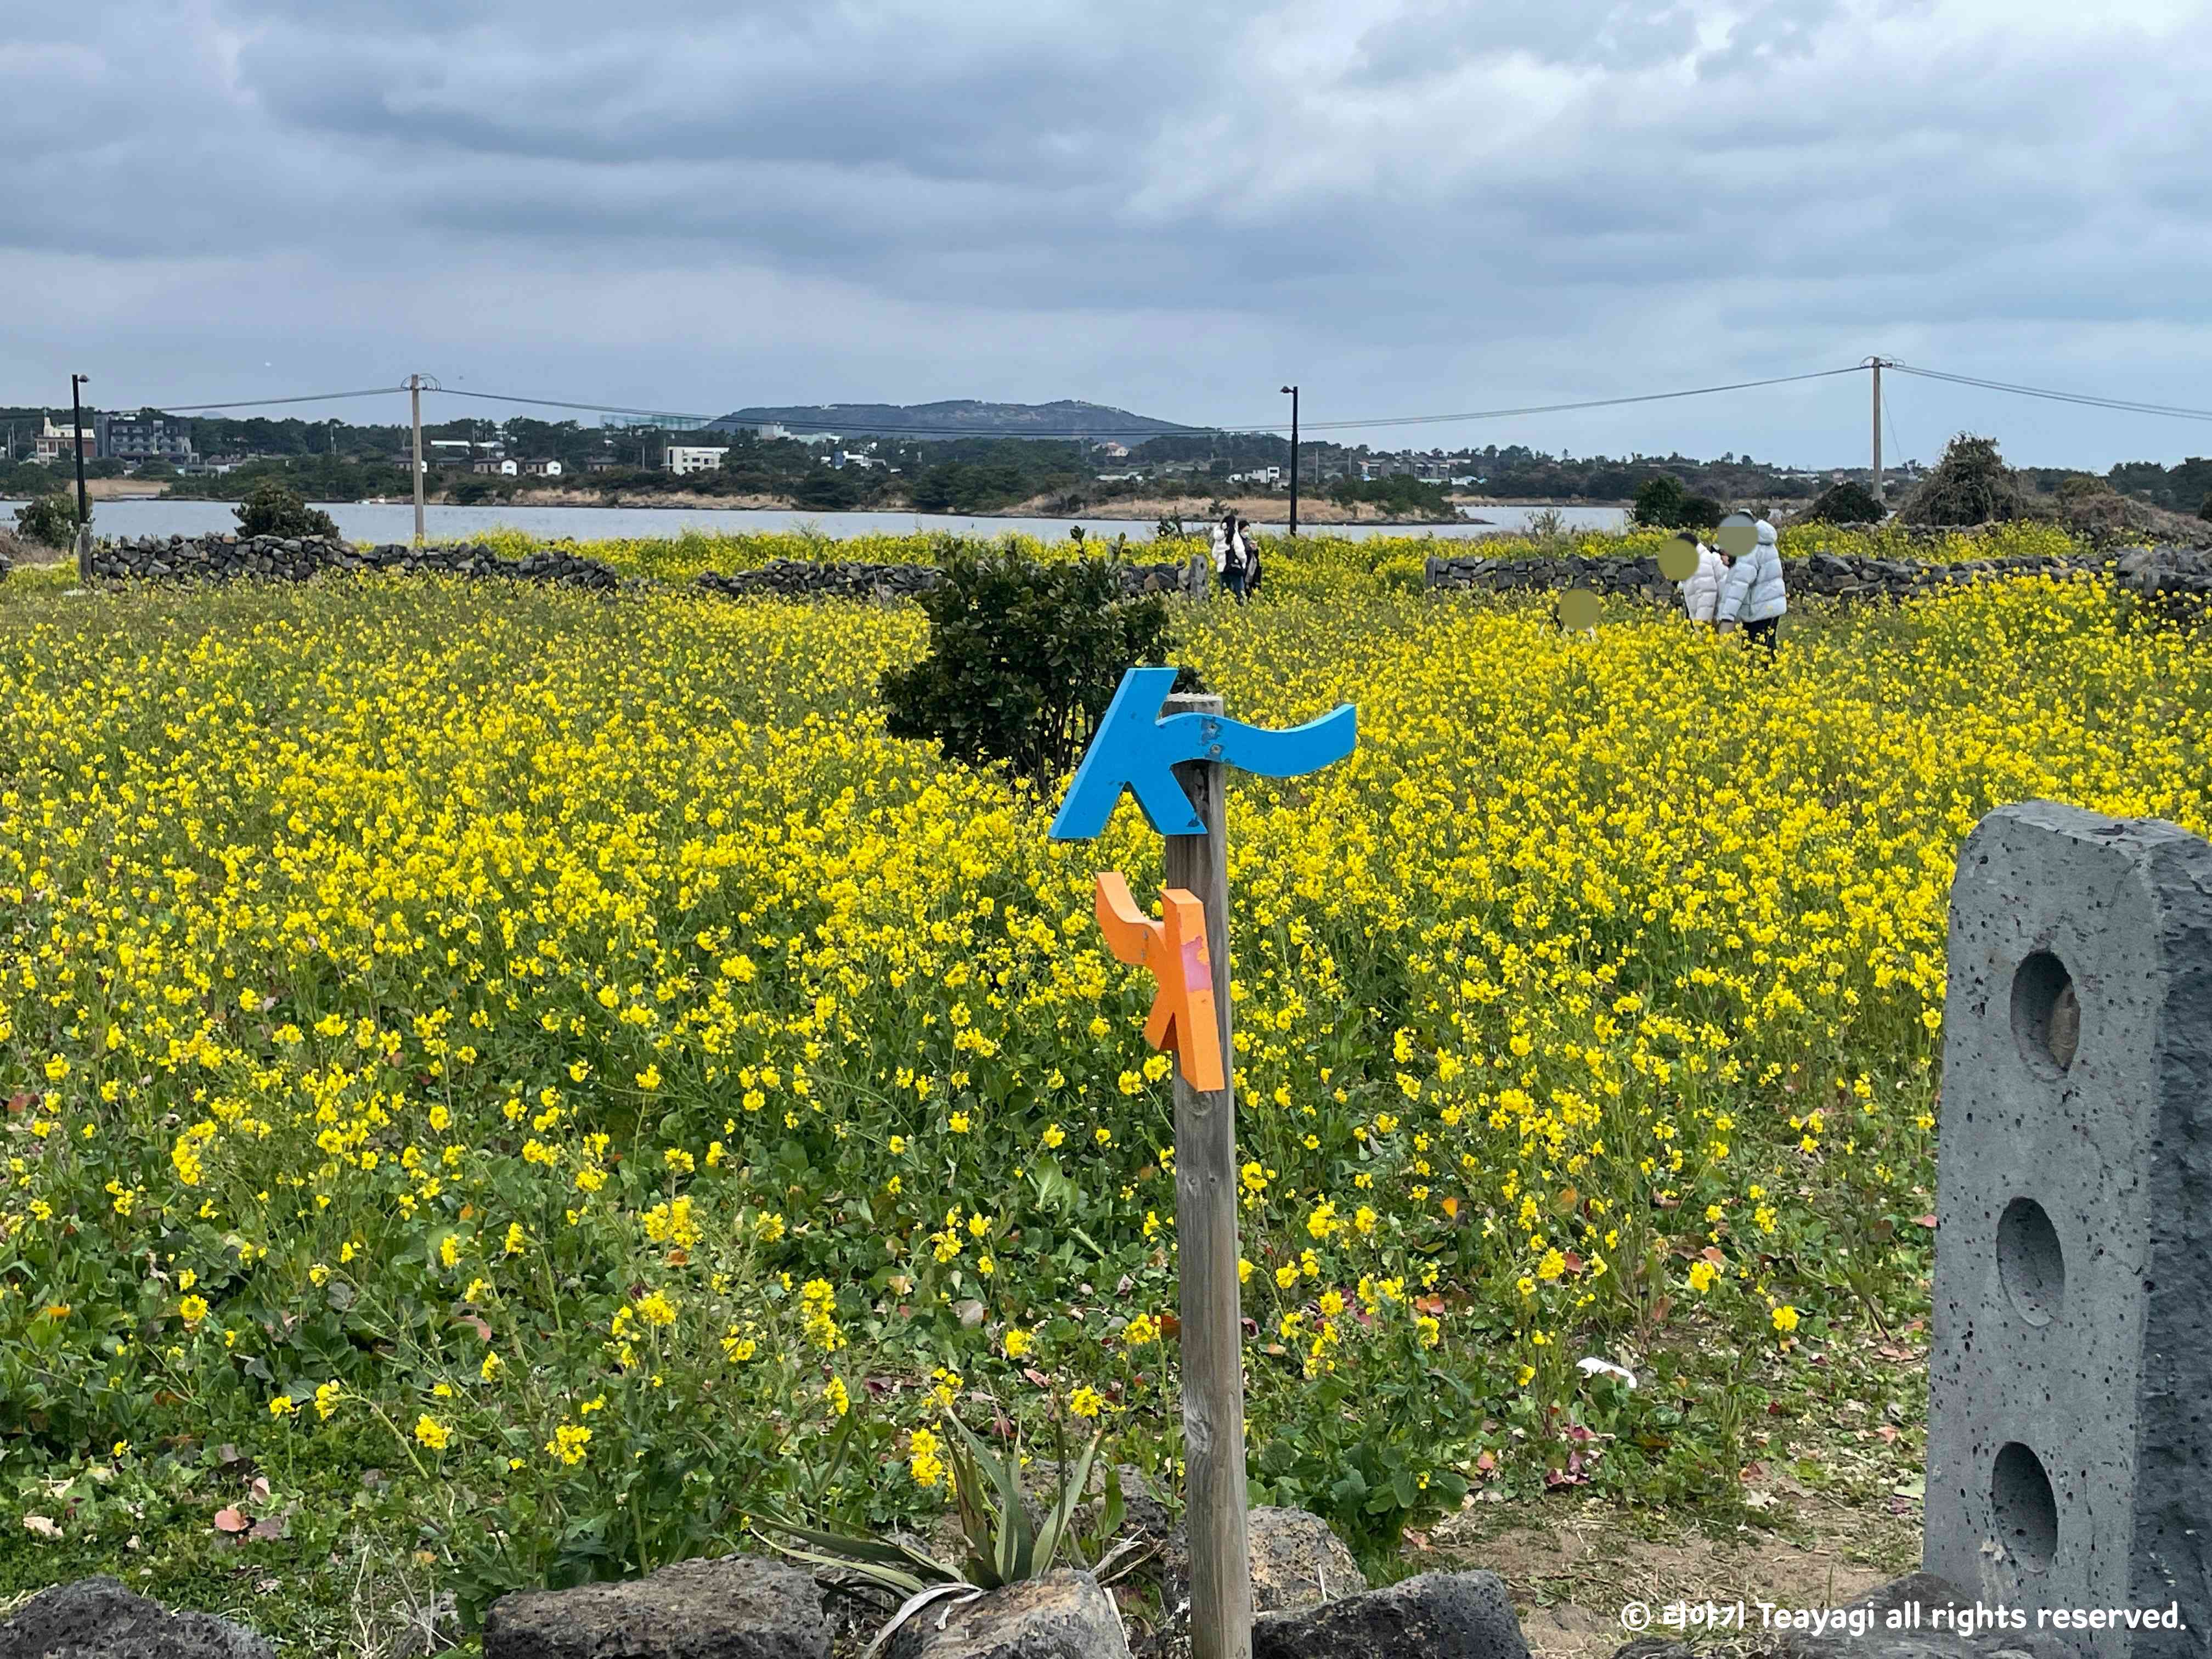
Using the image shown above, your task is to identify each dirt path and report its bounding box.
[1425,1497,1920,1658]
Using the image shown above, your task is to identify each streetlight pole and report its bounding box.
[1280,385,1299,537]
[70,374,92,580]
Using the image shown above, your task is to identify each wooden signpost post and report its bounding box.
[1052,670,1356,1659]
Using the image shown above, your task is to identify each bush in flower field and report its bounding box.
[1629,475,1720,531]
[881,547,1190,788]
[0,532,2206,1634]
[233,476,340,540]
[13,493,81,549]
[1797,480,1886,524]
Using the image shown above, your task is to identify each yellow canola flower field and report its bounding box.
[0,554,2205,1603]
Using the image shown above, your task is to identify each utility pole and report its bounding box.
[70,374,92,580]
[1280,384,1299,537]
[407,374,427,546]
[1867,357,1887,508]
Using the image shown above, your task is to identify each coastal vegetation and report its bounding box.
[10,493,81,549]
[232,478,338,540]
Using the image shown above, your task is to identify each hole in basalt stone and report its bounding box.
[1991,1442,2057,1573]
[1997,1198,2064,1327]
[2011,951,2078,1075]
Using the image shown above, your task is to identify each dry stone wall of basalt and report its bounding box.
[68,533,2212,610]
[1423,544,2212,604]
[92,534,622,589]
[84,537,1206,603]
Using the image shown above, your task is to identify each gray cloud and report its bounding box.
[3,0,2211,467]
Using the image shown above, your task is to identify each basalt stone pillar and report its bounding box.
[1927,800,2212,1656]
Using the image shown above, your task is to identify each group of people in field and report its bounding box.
[1676,516,1787,651]
[1209,512,1262,601]
[1204,506,1787,645]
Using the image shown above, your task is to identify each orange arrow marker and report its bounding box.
[1093,872,1226,1093]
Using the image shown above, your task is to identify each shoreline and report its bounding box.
[110,486,1496,528]
[49,476,1632,518]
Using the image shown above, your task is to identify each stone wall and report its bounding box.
[691,556,1205,602]
[69,533,2212,608]
[2112,543,2212,597]
[82,537,1206,604]
[1423,544,2212,604]
[92,533,622,589]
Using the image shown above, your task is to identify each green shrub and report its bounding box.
[1902,434,2025,526]
[1799,479,1886,524]
[2055,472,2112,503]
[1629,477,1723,531]
[235,476,340,539]
[881,549,1190,789]
[14,493,81,549]
[1631,475,1687,527]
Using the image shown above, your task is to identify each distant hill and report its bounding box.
[707,399,1203,441]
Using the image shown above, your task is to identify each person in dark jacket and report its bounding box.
[1211,514,1250,602]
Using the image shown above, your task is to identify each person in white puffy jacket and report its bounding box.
[1715,517,1786,652]
[1678,539,1726,624]
[1210,514,1251,602]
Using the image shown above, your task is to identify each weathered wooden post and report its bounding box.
[1052,669,1356,1659]
[1162,692,1251,1659]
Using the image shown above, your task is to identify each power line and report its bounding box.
[1296,366,1868,432]
[424,365,1867,438]
[104,359,2212,440]
[432,386,719,423]
[116,363,1874,438]
[1889,364,2212,422]
[153,387,405,413]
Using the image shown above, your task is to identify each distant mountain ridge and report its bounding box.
[708,399,1202,441]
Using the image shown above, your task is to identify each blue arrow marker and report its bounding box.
[1049,666,1357,840]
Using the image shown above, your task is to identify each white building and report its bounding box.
[521,459,565,477]
[34,417,93,464]
[666,445,731,476]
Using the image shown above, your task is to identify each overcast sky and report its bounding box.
[5,0,2210,466]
